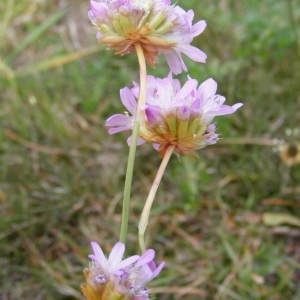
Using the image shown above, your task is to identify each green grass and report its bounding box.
[1,0,300,299]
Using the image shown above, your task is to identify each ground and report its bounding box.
[0,0,299,299]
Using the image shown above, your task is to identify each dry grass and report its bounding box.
[0,0,300,299]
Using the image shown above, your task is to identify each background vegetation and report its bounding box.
[0,0,299,299]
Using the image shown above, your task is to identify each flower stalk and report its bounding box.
[120,43,147,243]
[84,2,244,298]
[138,145,175,252]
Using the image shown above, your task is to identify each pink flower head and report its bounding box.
[81,241,164,300]
[106,75,243,156]
[88,0,207,74]
[125,249,165,298]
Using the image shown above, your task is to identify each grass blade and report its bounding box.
[6,7,67,62]
[16,46,102,75]
[0,0,15,49]
[0,56,14,79]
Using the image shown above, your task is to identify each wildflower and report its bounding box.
[125,249,165,299]
[88,0,207,74]
[279,142,300,166]
[106,75,243,156]
[81,241,164,300]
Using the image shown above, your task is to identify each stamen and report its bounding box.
[94,274,107,284]
[139,287,149,296]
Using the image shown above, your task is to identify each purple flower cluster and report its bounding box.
[106,75,243,156]
[88,0,207,74]
[85,2,244,299]
[81,242,164,299]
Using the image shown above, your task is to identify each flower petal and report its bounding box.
[150,261,165,279]
[105,114,133,134]
[177,45,207,63]
[198,78,217,100]
[192,20,207,36]
[89,1,108,22]
[145,106,163,124]
[108,242,125,267]
[212,103,243,116]
[108,126,131,135]
[105,114,131,127]
[136,249,155,267]
[164,52,187,75]
[176,106,191,120]
[152,143,160,150]
[127,135,145,146]
[175,77,198,101]
[117,255,140,270]
[120,87,137,115]
[89,241,109,269]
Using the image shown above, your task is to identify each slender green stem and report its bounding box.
[138,145,175,252]
[287,0,300,56]
[119,43,147,243]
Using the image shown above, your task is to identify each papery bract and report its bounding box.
[88,0,207,74]
[106,75,243,156]
[81,242,164,300]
